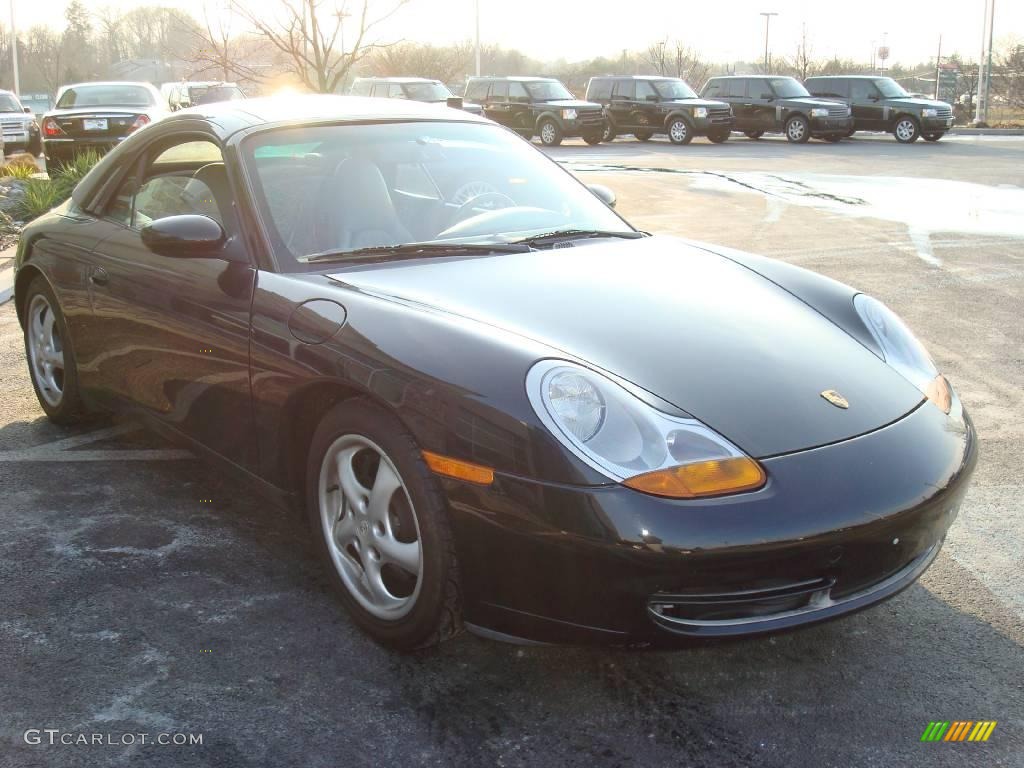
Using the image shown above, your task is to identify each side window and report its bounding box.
[702,80,723,98]
[851,80,877,100]
[464,80,488,102]
[725,79,748,98]
[588,79,612,101]
[388,83,406,99]
[635,80,658,101]
[508,81,530,103]
[490,82,509,102]
[612,79,635,100]
[351,80,372,96]
[104,139,227,230]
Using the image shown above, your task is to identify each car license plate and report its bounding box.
[83,119,108,131]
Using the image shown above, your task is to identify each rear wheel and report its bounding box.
[923,132,944,142]
[846,128,857,138]
[306,399,461,650]
[583,133,603,145]
[602,124,616,142]
[667,117,693,145]
[23,276,86,424]
[538,119,563,147]
[634,130,653,142]
[744,130,764,140]
[893,116,920,143]
[707,129,730,143]
[785,115,810,143]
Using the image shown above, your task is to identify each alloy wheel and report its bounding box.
[318,434,423,620]
[27,294,65,408]
[895,118,919,142]
[787,119,807,142]
[669,120,689,143]
[540,122,557,145]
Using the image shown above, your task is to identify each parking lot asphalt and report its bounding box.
[2,134,1022,767]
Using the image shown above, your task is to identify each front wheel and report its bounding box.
[893,116,921,143]
[744,130,764,140]
[23,276,86,424]
[307,399,461,650]
[785,115,811,143]
[707,129,730,144]
[538,119,563,147]
[667,118,693,145]
[923,132,944,142]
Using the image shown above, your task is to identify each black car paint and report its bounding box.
[805,76,955,137]
[15,98,975,645]
[701,76,853,138]
[464,77,605,141]
[586,76,733,140]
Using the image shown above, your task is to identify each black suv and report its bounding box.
[701,76,852,143]
[585,76,733,144]
[805,76,953,143]
[351,77,483,115]
[463,76,605,146]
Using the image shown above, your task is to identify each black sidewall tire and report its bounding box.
[305,398,461,650]
[23,276,86,424]
[744,131,764,140]
[538,119,563,147]
[583,134,603,145]
[634,130,653,142]
[708,130,730,143]
[785,116,811,143]
[924,132,944,142]
[602,125,616,142]
[667,118,693,145]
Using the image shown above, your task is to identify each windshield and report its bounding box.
[57,85,155,109]
[768,78,810,98]
[524,81,574,101]
[243,121,632,270]
[0,94,23,112]
[404,82,452,101]
[874,78,909,98]
[652,80,698,100]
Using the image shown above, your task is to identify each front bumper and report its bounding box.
[921,115,954,132]
[691,115,735,135]
[810,115,854,136]
[561,114,606,138]
[444,397,976,645]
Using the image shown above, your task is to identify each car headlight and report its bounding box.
[527,360,766,498]
[854,294,951,413]
[810,107,829,118]
[693,107,708,119]
[921,108,938,118]
[561,108,577,120]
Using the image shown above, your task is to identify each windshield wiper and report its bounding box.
[512,229,647,247]
[303,241,532,264]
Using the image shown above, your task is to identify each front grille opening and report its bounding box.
[649,576,834,624]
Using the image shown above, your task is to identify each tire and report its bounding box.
[538,119,563,147]
[583,133,603,146]
[923,132,944,142]
[707,129,730,144]
[305,398,461,650]
[29,135,42,156]
[744,131,764,140]
[893,116,920,143]
[602,124,616,142]
[846,128,856,138]
[23,275,86,424]
[666,117,693,145]
[785,115,811,143]
[634,130,653,142]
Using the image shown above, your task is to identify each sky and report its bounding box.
[11,0,1023,67]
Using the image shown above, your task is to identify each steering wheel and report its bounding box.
[451,192,516,226]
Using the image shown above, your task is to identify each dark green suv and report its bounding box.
[701,75,852,143]
[585,76,733,144]
[463,76,605,146]
[804,76,954,143]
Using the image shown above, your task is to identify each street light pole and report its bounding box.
[10,0,19,96]
[474,0,481,76]
[975,0,995,124]
[760,12,778,72]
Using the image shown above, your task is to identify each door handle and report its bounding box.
[90,267,109,286]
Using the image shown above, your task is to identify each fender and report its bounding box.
[533,109,562,131]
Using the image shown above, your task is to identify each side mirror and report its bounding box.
[23,106,32,113]
[141,215,227,258]
[446,96,464,110]
[587,184,616,209]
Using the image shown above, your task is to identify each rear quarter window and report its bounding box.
[464,81,488,101]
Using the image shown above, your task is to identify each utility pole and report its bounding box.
[760,12,778,72]
[975,0,995,123]
[10,0,19,95]
[474,0,481,76]
[934,35,942,100]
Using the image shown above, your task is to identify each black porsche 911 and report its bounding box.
[15,96,976,649]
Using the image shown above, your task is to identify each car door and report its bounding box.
[747,79,778,131]
[80,133,259,471]
[482,82,511,128]
[609,79,636,132]
[725,79,755,130]
[633,79,660,133]
[850,79,884,130]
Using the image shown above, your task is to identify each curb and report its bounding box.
[948,128,1024,135]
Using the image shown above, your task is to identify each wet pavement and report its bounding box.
[2,134,1022,766]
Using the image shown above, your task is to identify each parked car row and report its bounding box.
[354,73,955,146]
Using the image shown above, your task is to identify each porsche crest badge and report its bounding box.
[820,390,849,409]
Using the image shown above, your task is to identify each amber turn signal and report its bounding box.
[623,457,766,499]
[422,450,495,485]
[924,375,952,414]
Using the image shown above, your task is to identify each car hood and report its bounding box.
[886,97,950,109]
[327,236,923,457]
[542,99,602,110]
[663,98,728,109]
[782,96,846,108]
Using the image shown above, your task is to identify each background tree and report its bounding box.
[369,41,472,83]
[188,3,268,83]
